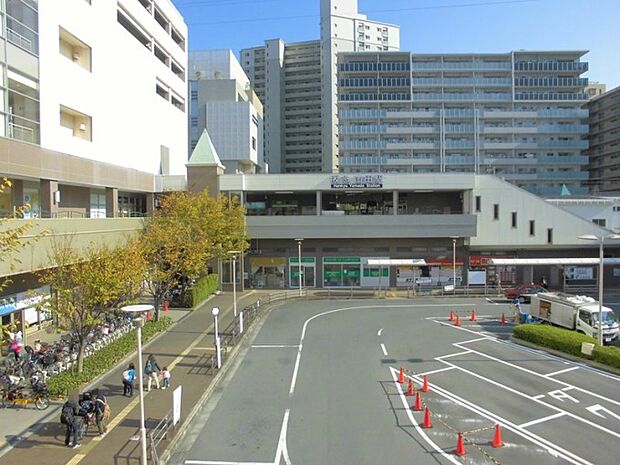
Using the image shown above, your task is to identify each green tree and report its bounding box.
[41,240,146,372]
[141,190,247,320]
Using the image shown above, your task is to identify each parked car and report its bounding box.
[503,284,547,303]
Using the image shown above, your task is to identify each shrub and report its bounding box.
[513,324,596,357]
[593,345,620,370]
[189,274,219,307]
[47,317,173,398]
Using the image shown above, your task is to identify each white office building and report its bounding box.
[241,0,399,173]
[189,50,265,174]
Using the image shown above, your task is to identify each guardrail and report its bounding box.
[149,410,173,465]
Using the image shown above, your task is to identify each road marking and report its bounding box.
[289,345,303,396]
[251,344,300,348]
[191,346,216,351]
[519,412,567,428]
[545,366,580,377]
[405,371,594,465]
[417,366,455,376]
[274,408,292,465]
[389,368,461,465]
[65,455,86,465]
[486,298,501,304]
[458,336,492,344]
[548,390,580,403]
[587,404,620,421]
[377,328,383,336]
[436,350,472,360]
[185,461,273,465]
[380,343,388,356]
[532,394,545,400]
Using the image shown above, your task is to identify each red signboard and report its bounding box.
[469,256,514,267]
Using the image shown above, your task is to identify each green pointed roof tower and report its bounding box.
[560,184,572,196]
[186,129,225,196]
[188,129,225,168]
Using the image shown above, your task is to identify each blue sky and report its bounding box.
[173,0,620,89]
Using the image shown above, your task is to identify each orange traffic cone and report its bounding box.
[455,432,466,456]
[413,392,423,411]
[449,310,455,321]
[407,379,414,396]
[421,407,432,428]
[491,424,504,448]
[421,375,430,392]
[470,308,477,321]
[501,313,507,325]
[398,367,405,384]
[455,314,461,327]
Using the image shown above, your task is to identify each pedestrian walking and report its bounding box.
[122,363,136,397]
[145,354,161,391]
[93,388,109,436]
[161,366,171,390]
[61,394,82,448]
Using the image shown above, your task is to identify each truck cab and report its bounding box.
[577,306,620,343]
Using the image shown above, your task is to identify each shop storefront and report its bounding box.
[323,257,361,287]
[469,256,517,286]
[249,257,286,288]
[289,257,316,288]
[360,257,389,288]
[0,286,51,328]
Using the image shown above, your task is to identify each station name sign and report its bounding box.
[330,174,383,189]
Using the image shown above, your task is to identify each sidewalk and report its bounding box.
[0,291,261,465]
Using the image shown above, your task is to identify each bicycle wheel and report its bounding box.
[35,395,50,410]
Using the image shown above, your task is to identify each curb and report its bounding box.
[510,336,620,376]
[159,296,280,465]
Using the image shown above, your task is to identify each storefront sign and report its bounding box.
[289,257,316,264]
[324,257,361,263]
[331,174,383,189]
[173,385,182,426]
[469,255,512,267]
[566,266,594,280]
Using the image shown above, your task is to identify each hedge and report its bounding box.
[513,323,620,369]
[189,273,219,307]
[47,316,173,398]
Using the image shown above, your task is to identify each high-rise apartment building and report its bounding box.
[189,50,265,174]
[587,86,620,194]
[1,0,188,217]
[338,51,590,196]
[240,0,399,173]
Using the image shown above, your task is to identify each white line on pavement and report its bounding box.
[380,343,388,356]
[251,344,301,348]
[519,412,567,428]
[417,366,456,377]
[457,336,491,344]
[545,366,580,378]
[185,461,273,465]
[436,350,472,360]
[389,368,461,465]
[486,298,501,305]
[274,409,291,465]
[532,394,546,400]
[377,328,383,336]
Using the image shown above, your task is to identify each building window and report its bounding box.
[511,211,517,228]
[117,10,150,50]
[171,94,185,111]
[547,228,553,244]
[156,83,169,101]
[592,218,606,227]
[252,136,257,150]
[529,220,535,236]
[493,204,499,220]
[190,117,198,127]
[59,105,92,141]
[59,27,92,72]
[475,195,481,212]
[191,90,198,100]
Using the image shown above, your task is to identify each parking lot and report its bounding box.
[170,297,620,465]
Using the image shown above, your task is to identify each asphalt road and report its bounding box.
[170,297,620,465]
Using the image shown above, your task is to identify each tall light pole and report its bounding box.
[450,236,459,293]
[228,251,240,317]
[295,238,304,296]
[577,234,620,346]
[212,306,221,368]
[120,304,154,465]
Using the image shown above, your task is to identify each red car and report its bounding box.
[503,284,547,303]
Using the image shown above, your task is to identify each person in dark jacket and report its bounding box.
[122,363,136,397]
[62,394,83,448]
[145,354,161,391]
[92,388,108,436]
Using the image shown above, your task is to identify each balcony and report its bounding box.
[412,93,511,101]
[246,214,477,239]
[514,61,588,72]
[411,61,511,71]
[412,77,512,87]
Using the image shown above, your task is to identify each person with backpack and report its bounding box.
[61,394,82,448]
[144,354,161,391]
[92,388,109,436]
[122,363,136,397]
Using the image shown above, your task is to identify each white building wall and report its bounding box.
[546,199,620,232]
[189,49,249,86]
[38,0,188,176]
[471,175,611,247]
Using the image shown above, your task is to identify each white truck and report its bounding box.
[530,292,620,344]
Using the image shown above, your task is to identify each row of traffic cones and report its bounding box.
[455,424,504,456]
[448,309,508,325]
[398,367,430,393]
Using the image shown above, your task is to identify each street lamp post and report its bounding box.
[450,237,459,294]
[577,234,620,346]
[212,306,221,368]
[228,251,240,317]
[295,238,304,296]
[120,304,154,465]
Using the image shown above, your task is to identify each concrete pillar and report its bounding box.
[146,192,155,217]
[392,190,398,215]
[40,179,58,218]
[316,191,322,215]
[106,187,118,218]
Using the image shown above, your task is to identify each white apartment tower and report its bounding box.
[241,0,399,173]
[189,50,265,174]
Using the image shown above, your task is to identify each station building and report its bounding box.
[187,141,619,292]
